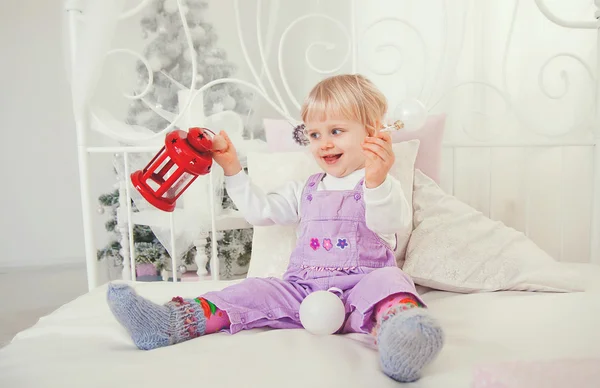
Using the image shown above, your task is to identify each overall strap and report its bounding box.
[304,173,325,193]
[353,177,365,191]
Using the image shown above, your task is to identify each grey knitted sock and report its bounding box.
[107,283,206,350]
[377,307,444,382]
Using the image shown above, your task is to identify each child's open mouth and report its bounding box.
[322,154,342,164]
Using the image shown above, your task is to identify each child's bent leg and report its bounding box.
[374,292,443,382]
[341,267,444,383]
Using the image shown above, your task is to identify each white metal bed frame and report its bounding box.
[64,0,600,291]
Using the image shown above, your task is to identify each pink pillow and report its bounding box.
[263,118,306,153]
[390,113,446,184]
[263,113,446,183]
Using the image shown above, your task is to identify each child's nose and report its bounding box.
[321,139,334,149]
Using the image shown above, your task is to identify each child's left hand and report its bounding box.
[362,131,394,189]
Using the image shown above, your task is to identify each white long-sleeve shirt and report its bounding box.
[224,168,411,249]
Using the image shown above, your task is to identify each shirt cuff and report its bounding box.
[224,169,249,189]
[363,176,393,203]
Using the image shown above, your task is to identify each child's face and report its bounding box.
[304,117,368,178]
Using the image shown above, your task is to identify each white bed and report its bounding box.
[2,265,600,387]
[4,1,600,387]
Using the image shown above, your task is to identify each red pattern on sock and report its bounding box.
[375,293,420,321]
[195,297,231,334]
[371,293,422,339]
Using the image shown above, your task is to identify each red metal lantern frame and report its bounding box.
[130,127,215,212]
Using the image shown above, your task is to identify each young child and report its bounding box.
[107,74,444,383]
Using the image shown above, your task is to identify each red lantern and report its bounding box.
[130,127,214,212]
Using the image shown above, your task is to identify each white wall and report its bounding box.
[0,0,114,268]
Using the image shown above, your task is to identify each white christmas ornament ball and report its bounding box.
[191,25,206,41]
[205,56,220,65]
[212,102,224,114]
[222,95,237,111]
[163,0,178,14]
[391,98,427,131]
[299,291,345,335]
[149,55,164,72]
[183,49,194,63]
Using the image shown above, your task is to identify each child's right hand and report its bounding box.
[211,130,242,176]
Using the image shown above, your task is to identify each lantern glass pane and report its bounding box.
[151,160,179,189]
[147,179,160,191]
[162,162,178,181]
[143,147,166,174]
[170,172,195,199]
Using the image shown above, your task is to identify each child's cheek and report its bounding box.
[342,136,363,155]
[310,143,322,159]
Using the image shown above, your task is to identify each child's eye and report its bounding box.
[331,128,343,135]
[309,132,320,139]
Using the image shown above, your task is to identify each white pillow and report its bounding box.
[403,170,583,293]
[246,140,420,279]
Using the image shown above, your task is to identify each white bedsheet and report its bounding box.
[2,264,600,388]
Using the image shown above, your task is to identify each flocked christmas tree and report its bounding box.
[97,0,258,279]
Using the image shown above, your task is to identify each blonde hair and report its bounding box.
[300,74,387,136]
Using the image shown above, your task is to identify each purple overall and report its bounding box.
[204,173,424,335]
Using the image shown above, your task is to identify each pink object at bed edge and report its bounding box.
[473,358,600,388]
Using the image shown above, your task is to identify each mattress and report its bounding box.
[2,264,600,388]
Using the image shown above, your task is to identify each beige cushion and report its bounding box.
[403,170,582,292]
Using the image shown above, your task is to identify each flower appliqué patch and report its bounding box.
[337,238,349,250]
[322,238,333,251]
[310,238,320,251]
